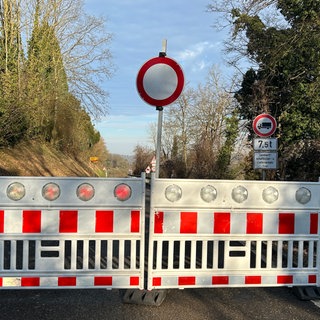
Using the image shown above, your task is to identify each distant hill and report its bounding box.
[104,153,132,177]
[119,154,134,164]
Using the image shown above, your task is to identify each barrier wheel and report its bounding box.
[119,289,167,306]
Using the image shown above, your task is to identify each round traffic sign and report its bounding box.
[252,114,277,137]
[136,56,184,106]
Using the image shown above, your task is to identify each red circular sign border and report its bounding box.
[252,113,277,137]
[136,56,184,107]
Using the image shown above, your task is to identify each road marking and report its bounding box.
[312,300,320,308]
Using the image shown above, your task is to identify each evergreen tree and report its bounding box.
[0,0,111,159]
[26,1,68,142]
[232,0,320,180]
[0,0,26,146]
[216,110,239,179]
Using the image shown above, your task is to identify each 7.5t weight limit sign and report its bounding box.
[253,138,278,151]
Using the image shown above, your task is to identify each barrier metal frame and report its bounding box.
[148,176,320,290]
[0,175,146,290]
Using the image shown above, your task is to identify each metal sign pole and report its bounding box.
[155,106,163,178]
[155,40,167,178]
[136,39,183,178]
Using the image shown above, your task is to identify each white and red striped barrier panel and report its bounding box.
[0,176,145,289]
[148,177,320,290]
[1,175,319,291]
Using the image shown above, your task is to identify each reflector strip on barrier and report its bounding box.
[153,211,318,235]
[151,273,318,289]
[0,275,141,288]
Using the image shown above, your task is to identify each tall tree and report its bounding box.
[160,67,239,178]
[0,0,112,159]
[26,1,68,142]
[37,0,113,118]
[163,87,195,173]
[0,0,26,146]
[132,145,153,176]
[209,0,320,180]
[216,109,240,178]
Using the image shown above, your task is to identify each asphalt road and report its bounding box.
[0,287,319,320]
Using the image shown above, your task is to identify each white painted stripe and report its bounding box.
[312,300,320,309]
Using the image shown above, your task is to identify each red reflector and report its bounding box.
[94,276,113,286]
[212,276,229,285]
[277,275,293,284]
[58,277,77,286]
[178,276,196,286]
[21,277,40,287]
[77,183,95,201]
[310,213,318,234]
[0,211,4,233]
[153,277,162,286]
[130,277,140,286]
[42,183,60,201]
[114,184,131,201]
[245,276,261,285]
[309,275,317,283]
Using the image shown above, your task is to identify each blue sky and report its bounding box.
[84,0,232,155]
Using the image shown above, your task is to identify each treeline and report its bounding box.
[0,0,112,155]
[133,1,320,181]
[133,68,243,179]
[208,0,320,181]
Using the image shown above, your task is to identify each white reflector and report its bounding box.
[7,182,26,201]
[231,185,248,203]
[114,184,132,201]
[42,183,60,201]
[296,187,311,204]
[262,186,279,204]
[200,185,217,203]
[77,183,95,201]
[165,184,182,202]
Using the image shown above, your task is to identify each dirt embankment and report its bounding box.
[0,141,98,177]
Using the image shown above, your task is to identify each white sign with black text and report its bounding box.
[254,152,278,170]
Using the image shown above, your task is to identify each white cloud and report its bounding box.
[194,60,207,71]
[174,41,224,84]
[175,41,216,62]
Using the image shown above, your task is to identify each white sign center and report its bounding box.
[143,63,178,100]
